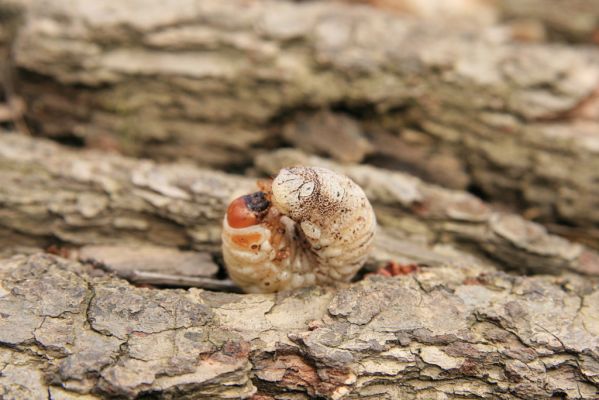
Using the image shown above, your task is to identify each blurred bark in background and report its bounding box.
[348,0,599,44]
[0,0,24,125]
[500,0,599,44]
[5,0,599,245]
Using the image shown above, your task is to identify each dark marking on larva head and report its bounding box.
[243,191,270,214]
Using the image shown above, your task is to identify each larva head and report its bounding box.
[226,191,271,228]
[271,167,347,222]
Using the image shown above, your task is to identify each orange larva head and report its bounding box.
[226,191,271,228]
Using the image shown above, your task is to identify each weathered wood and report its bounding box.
[10,0,599,233]
[78,245,217,277]
[0,133,598,278]
[0,132,255,253]
[500,0,599,43]
[2,2,598,399]
[1,253,598,399]
[78,243,238,291]
[346,0,497,24]
[0,0,27,132]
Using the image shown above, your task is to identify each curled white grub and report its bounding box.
[222,166,376,293]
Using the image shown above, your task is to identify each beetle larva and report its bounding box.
[222,166,376,293]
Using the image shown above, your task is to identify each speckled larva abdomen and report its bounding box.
[222,166,376,293]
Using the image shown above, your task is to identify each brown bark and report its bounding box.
[9,0,599,235]
[1,133,598,278]
[1,253,598,399]
[499,0,599,43]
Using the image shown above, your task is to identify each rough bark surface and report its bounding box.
[10,0,599,233]
[3,2,599,399]
[1,253,598,399]
[499,0,599,43]
[0,0,23,123]
[2,133,598,278]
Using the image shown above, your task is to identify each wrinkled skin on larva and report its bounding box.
[222,166,376,293]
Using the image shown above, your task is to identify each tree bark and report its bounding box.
[1,253,598,399]
[1,133,598,277]
[499,0,599,43]
[3,2,599,399]
[10,0,599,234]
[0,0,25,127]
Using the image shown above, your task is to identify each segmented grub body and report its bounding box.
[222,166,376,293]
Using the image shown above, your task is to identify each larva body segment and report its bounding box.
[222,166,376,293]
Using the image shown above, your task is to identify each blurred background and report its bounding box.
[0,0,598,252]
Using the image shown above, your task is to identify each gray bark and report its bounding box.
[1,253,598,399]
[2,2,599,397]
[1,133,598,278]
[9,0,599,236]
